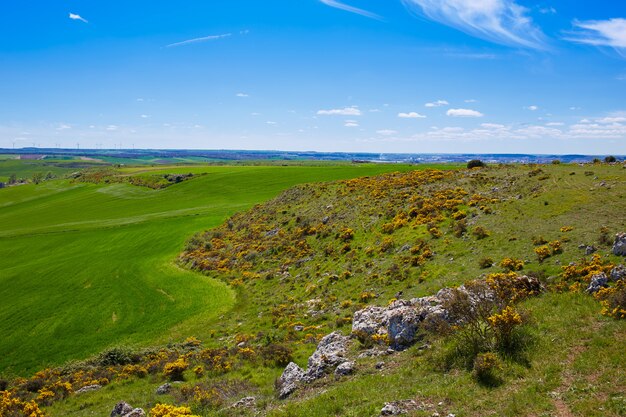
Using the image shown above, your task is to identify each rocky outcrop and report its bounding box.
[110,401,146,417]
[277,362,305,399]
[586,273,609,294]
[353,297,447,351]
[613,233,626,256]
[304,332,349,381]
[277,332,349,398]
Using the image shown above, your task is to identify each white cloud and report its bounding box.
[480,123,505,129]
[425,99,449,107]
[526,105,539,111]
[140,114,150,119]
[106,125,118,131]
[236,93,249,97]
[401,0,548,49]
[56,123,72,131]
[447,108,484,117]
[344,120,359,127]
[539,7,557,15]
[265,121,277,125]
[598,116,626,124]
[398,112,427,119]
[317,107,362,116]
[69,13,88,23]
[166,33,231,48]
[545,122,564,126]
[319,0,382,20]
[566,18,626,56]
[465,99,478,103]
[377,129,398,136]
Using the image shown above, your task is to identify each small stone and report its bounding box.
[231,396,256,408]
[237,341,246,348]
[380,403,403,415]
[155,383,171,395]
[375,361,385,369]
[294,325,304,331]
[75,384,101,394]
[585,246,596,255]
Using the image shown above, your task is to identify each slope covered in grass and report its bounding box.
[2,162,625,417]
[0,163,418,375]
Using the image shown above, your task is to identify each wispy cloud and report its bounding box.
[317,107,362,116]
[377,129,398,136]
[401,0,548,49]
[236,93,249,97]
[425,100,449,108]
[398,112,427,119]
[565,18,626,57]
[319,0,382,20]
[166,33,232,48]
[447,108,484,117]
[69,13,88,23]
[526,105,539,111]
[344,120,360,127]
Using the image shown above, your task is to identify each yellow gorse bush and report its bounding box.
[1,390,45,417]
[149,403,200,417]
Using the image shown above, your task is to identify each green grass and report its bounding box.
[0,157,107,183]
[0,163,420,375]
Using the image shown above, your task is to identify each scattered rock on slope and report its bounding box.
[110,401,145,417]
[613,232,626,256]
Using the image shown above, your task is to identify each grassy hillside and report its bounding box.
[1,162,624,417]
[0,163,419,375]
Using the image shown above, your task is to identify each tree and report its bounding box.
[32,172,44,184]
[605,155,617,163]
[8,173,16,184]
[467,159,486,169]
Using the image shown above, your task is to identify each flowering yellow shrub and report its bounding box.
[561,254,614,283]
[488,305,523,347]
[1,391,45,417]
[594,280,626,319]
[534,245,551,262]
[150,403,200,417]
[359,291,376,302]
[499,258,524,271]
[163,358,189,380]
[560,226,574,232]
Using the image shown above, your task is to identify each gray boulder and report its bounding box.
[111,402,134,417]
[613,233,626,256]
[610,265,626,282]
[277,362,305,399]
[304,332,349,381]
[155,383,171,395]
[586,273,609,294]
[335,361,355,376]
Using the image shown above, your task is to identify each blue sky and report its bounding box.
[1,1,625,154]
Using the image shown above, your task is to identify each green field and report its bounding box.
[0,163,421,375]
